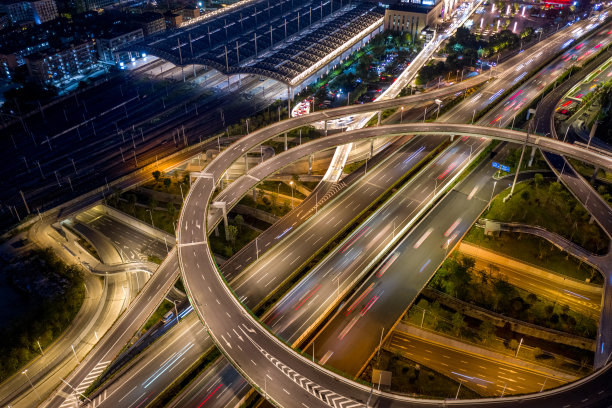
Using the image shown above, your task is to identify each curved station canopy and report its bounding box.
[126,0,384,85]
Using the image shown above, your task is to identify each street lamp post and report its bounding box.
[400,106,404,123]
[488,180,497,211]
[147,209,155,228]
[173,300,179,324]
[289,181,294,209]
[22,369,40,400]
[455,379,464,399]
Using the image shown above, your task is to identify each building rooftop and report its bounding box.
[388,2,433,13]
[128,0,384,85]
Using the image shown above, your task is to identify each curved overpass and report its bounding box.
[178,120,612,408]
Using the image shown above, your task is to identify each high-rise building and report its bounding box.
[26,38,96,83]
[0,0,57,24]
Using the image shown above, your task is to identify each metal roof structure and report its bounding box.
[126,0,384,85]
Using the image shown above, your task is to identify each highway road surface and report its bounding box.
[386,331,568,397]
[99,14,612,406]
[84,133,431,408]
[37,14,612,405]
[178,121,612,408]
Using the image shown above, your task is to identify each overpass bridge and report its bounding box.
[178,117,612,408]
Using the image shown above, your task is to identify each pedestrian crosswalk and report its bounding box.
[59,360,109,408]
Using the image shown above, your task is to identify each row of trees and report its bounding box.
[416,27,533,85]
[0,249,85,381]
[428,254,598,339]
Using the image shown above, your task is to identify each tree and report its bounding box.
[234,214,245,232]
[163,178,171,190]
[228,225,238,247]
[152,170,161,182]
[533,347,542,359]
[478,320,496,344]
[520,190,530,202]
[534,173,544,189]
[508,338,519,351]
[451,312,467,337]
[127,194,137,215]
[167,202,176,218]
[148,197,158,210]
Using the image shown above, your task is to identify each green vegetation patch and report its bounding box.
[142,299,173,333]
[483,175,609,254]
[209,218,261,259]
[0,249,85,382]
[258,180,306,200]
[429,253,598,339]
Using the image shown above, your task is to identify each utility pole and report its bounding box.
[20,190,30,214]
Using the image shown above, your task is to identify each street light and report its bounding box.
[400,106,404,123]
[173,300,180,324]
[488,180,497,211]
[289,181,294,209]
[22,369,40,400]
[435,99,443,119]
[146,209,155,228]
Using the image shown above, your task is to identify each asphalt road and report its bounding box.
[386,331,568,397]
[304,20,612,379]
[76,207,169,262]
[175,11,612,405]
[0,271,131,408]
[84,314,211,408]
[43,251,180,408]
[40,11,612,404]
[533,44,612,369]
[469,254,602,319]
[229,136,442,311]
[88,129,434,408]
[178,121,612,408]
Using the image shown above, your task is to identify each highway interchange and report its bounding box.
[92,14,612,408]
[10,4,612,408]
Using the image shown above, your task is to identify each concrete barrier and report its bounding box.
[100,205,176,244]
[232,204,279,225]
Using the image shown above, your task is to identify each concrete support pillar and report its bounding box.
[252,188,256,201]
[377,111,381,126]
[284,132,288,151]
[215,226,219,237]
[592,167,600,184]
[528,146,536,167]
[308,154,313,175]
[588,120,599,149]
[510,133,529,198]
[450,134,455,142]
[324,120,328,136]
[212,202,229,241]
[370,139,374,159]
